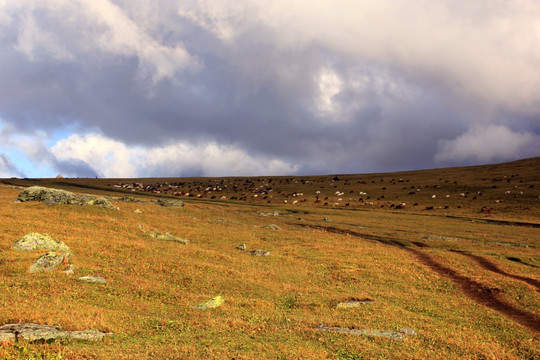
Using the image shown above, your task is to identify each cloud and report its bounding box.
[0,1,538,177]
[0,153,23,178]
[51,133,298,177]
[435,125,540,164]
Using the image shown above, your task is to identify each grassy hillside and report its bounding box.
[0,158,538,359]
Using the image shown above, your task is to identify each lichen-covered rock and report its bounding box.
[0,323,110,343]
[156,199,185,207]
[194,296,224,310]
[77,276,107,284]
[236,243,247,250]
[16,186,115,209]
[336,298,375,308]
[262,224,280,230]
[316,325,405,341]
[0,331,15,342]
[149,231,189,244]
[13,233,69,252]
[248,249,270,256]
[29,251,70,273]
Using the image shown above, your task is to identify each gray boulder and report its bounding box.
[13,233,69,252]
[17,186,115,209]
[0,323,110,343]
[29,252,70,273]
[77,276,107,284]
[156,199,185,207]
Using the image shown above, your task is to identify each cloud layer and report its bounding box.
[0,1,538,177]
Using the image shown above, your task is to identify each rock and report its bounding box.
[236,244,247,250]
[399,328,418,336]
[0,323,110,343]
[29,252,70,273]
[62,264,77,275]
[336,299,375,308]
[17,186,115,209]
[55,174,64,179]
[194,296,224,310]
[134,209,142,214]
[149,231,189,244]
[13,233,70,252]
[77,276,107,284]
[119,196,140,202]
[259,211,280,217]
[156,199,185,207]
[316,325,405,341]
[262,224,280,230]
[0,331,15,342]
[248,249,270,256]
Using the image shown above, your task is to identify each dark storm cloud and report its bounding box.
[0,1,538,177]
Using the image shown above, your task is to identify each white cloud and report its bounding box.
[435,125,540,163]
[52,133,298,177]
[4,0,199,85]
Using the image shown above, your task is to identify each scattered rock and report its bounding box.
[0,323,110,343]
[323,217,331,222]
[259,211,280,217]
[156,199,185,207]
[399,328,418,336]
[77,276,107,284]
[420,235,459,242]
[248,249,270,256]
[262,224,280,230]
[194,295,224,310]
[13,233,69,252]
[149,231,189,244]
[134,209,142,214]
[62,264,77,275]
[336,298,375,308]
[236,244,247,250]
[119,196,141,202]
[29,251,70,273]
[16,186,115,210]
[316,325,406,341]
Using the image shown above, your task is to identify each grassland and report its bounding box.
[0,158,538,359]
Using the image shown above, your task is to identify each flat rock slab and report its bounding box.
[317,325,416,342]
[29,251,70,273]
[77,276,107,284]
[248,249,270,256]
[149,231,189,244]
[0,331,15,342]
[194,296,224,310]
[156,199,185,207]
[16,186,115,210]
[13,233,69,252]
[0,323,110,343]
[336,299,375,308]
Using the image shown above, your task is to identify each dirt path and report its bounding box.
[295,223,540,336]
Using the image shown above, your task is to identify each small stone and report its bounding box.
[77,276,107,284]
[248,249,270,256]
[399,328,418,336]
[262,224,280,230]
[149,231,189,244]
[316,325,404,341]
[194,295,224,310]
[336,299,375,308]
[62,264,77,275]
[236,244,247,250]
[134,209,142,214]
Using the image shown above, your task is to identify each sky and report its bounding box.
[0,0,539,178]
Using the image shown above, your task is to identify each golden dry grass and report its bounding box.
[0,158,538,359]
